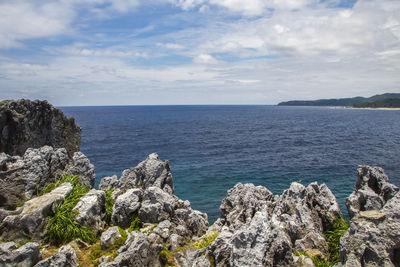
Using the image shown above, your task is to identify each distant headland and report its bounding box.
[278,92,400,108]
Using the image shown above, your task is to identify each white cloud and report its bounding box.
[193,54,219,64]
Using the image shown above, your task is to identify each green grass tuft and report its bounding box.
[324,216,349,264]
[45,175,96,245]
[190,231,218,249]
[159,243,176,267]
[41,174,81,195]
[105,189,114,224]
[128,216,142,232]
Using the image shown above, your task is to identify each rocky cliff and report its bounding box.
[0,100,399,267]
[0,99,81,157]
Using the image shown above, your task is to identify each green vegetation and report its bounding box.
[45,175,96,245]
[41,174,81,195]
[0,102,4,106]
[128,216,142,232]
[278,93,400,107]
[190,231,218,249]
[324,216,350,264]
[143,223,158,233]
[105,189,114,224]
[296,216,349,266]
[88,227,127,266]
[353,98,400,108]
[159,243,176,267]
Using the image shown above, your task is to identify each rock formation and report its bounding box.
[0,146,95,209]
[339,166,400,267]
[0,99,81,157]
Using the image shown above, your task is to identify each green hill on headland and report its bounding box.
[278,93,400,108]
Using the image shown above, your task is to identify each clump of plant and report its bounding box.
[296,216,349,267]
[45,174,96,245]
[191,231,218,249]
[88,227,127,265]
[159,243,176,267]
[105,189,114,224]
[41,174,81,195]
[128,216,142,232]
[324,216,349,264]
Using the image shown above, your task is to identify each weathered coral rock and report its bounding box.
[181,181,342,267]
[98,175,118,191]
[0,242,41,266]
[0,146,95,209]
[73,189,106,234]
[346,165,399,218]
[34,245,78,267]
[99,231,161,267]
[111,189,142,228]
[0,183,73,241]
[101,226,123,249]
[340,166,400,267]
[0,99,81,157]
[99,153,174,194]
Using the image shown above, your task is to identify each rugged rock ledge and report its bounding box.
[0,100,399,267]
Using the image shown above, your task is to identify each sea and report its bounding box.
[61,105,400,223]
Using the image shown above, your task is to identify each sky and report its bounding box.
[0,0,399,106]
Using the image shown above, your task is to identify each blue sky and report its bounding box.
[0,0,399,105]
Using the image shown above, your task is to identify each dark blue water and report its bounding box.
[61,105,400,222]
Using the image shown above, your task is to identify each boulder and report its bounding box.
[346,165,399,218]
[34,245,78,267]
[0,146,95,209]
[182,182,342,267]
[0,242,41,266]
[0,183,73,241]
[112,189,142,228]
[0,99,81,157]
[99,175,119,191]
[340,166,400,267]
[101,226,123,249]
[99,153,174,194]
[73,189,106,234]
[99,231,161,267]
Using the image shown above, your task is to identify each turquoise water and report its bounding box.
[61,105,400,222]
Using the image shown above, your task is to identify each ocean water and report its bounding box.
[61,105,400,223]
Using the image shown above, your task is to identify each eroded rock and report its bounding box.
[34,245,78,267]
[0,242,41,267]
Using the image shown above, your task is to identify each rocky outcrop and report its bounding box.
[73,189,106,234]
[0,242,41,266]
[0,146,95,209]
[340,166,400,267]
[179,181,342,267]
[34,245,78,267]
[101,226,123,249]
[0,183,73,241]
[0,99,81,157]
[346,166,399,218]
[100,153,174,194]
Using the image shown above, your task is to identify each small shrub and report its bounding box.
[191,231,218,249]
[128,216,141,232]
[45,175,96,245]
[324,217,349,264]
[159,243,176,267]
[105,189,114,224]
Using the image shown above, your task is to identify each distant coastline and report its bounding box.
[278,92,400,108]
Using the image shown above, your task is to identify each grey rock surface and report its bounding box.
[34,245,78,267]
[182,181,342,267]
[99,231,161,267]
[0,242,41,267]
[73,189,106,234]
[346,165,399,218]
[112,189,142,228]
[340,167,400,267]
[0,183,73,241]
[99,175,118,191]
[101,226,123,249]
[0,146,95,209]
[99,153,174,194]
[0,99,81,157]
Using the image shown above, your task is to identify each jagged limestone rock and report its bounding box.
[99,175,118,191]
[0,183,73,241]
[101,226,123,249]
[0,146,95,209]
[346,165,399,218]
[0,242,41,267]
[111,188,142,228]
[0,99,81,157]
[73,189,106,234]
[34,245,78,267]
